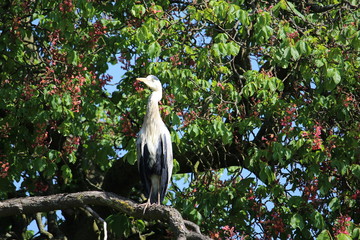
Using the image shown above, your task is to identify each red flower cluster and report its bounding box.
[164,93,176,105]
[302,124,324,151]
[311,125,323,150]
[221,225,236,239]
[177,110,198,128]
[34,181,49,193]
[99,74,113,88]
[121,113,136,137]
[149,7,162,14]
[303,178,318,201]
[118,55,131,70]
[333,215,351,236]
[0,161,10,178]
[261,134,277,145]
[89,21,107,47]
[343,95,354,107]
[48,29,61,48]
[351,190,360,200]
[170,55,182,66]
[59,0,74,13]
[32,123,49,148]
[280,105,297,129]
[22,83,36,100]
[133,80,144,92]
[63,136,81,154]
[287,31,299,39]
[0,122,10,138]
[261,211,286,238]
[159,106,170,117]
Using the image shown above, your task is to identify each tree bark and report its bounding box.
[0,191,210,240]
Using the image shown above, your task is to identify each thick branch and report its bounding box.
[0,191,210,240]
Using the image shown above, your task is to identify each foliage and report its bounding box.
[0,0,359,239]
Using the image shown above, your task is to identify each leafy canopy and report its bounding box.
[0,0,359,239]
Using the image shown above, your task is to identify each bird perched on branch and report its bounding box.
[136,75,173,212]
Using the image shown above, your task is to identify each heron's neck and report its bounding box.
[144,90,162,124]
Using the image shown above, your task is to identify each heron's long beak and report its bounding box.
[136,77,147,82]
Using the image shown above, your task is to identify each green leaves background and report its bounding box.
[0,0,359,239]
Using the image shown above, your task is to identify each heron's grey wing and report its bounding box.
[157,130,173,202]
[137,137,151,198]
[164,131,173,183]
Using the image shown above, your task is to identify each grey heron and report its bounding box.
[136,75,173,212]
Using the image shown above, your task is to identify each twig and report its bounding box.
[35,212,54,239]
[81,205,108,240]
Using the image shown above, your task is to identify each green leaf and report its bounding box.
[171,112,181,126]
[259,164,275,183]
[61,165,73,181]
[288,196,304,207]
[173,159,180,174]
[336,233,352,240]
[283,47,291,60]
[239,9,249,26]
[44,162,57,178]
[33,157,46,172]
[68,152,76,163]
[106,214,131,237]
[285,1,305,20]
[329,197,340,211]
[352,228,360,239]
[317,230,331,240]
[189,124,200,137]
[290,213,304,230]
[214,33,228,43]
[212,43,221,57]
[350,164,360,179]
[135,220,146,232]
[297,40,308,55]
[311,211,325,229]
[137,25,151,41]
[148,41,161,58]
[268,78,277,92]
[315,58,325,68]
[131,5,146,18]
[67,50,79,65]
[125,149,137,165]
[227,41,240,56]
[290,46,300,60]
[327,68,341,85]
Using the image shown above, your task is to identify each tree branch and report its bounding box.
[0,191,210,240]
[35,212,53,239]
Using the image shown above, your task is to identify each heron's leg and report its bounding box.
[141,186,153,214]
[157,190,160,205]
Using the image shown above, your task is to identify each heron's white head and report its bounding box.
[136,75,162,92]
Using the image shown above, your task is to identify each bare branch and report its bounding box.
[0,191,210,240]
[35,212,53,239]
[81,205,108,240]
